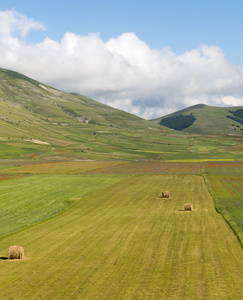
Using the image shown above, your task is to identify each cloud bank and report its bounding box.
[0,9,242,119]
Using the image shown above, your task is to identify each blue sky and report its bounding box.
[0,0,243,118]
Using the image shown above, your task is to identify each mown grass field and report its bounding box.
[3,161,125,174]
[0,173,127,238]
[0,169,242,299]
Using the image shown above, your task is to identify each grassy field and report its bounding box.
[0,174,242,299]
[205,175,243,246]
[2,161,125,174]
[0,173,127,238]
[86,160,243,175]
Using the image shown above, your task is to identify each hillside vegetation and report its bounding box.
[0,67,166,160]
[152,104,243,135]
[1,68,243,161]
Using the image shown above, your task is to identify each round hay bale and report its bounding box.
[184,203,193,211]
[8,246,24,260]
[162,191,170,198]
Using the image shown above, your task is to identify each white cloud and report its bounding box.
[0,9,45,38]
[214,95,243,106]
[0,9,242,119]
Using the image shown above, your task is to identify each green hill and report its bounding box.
[0,68,158,130]
[152,104,243,135]
[0,67,170,160]
[1,68,242,161]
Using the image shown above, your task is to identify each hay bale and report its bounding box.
[162,191,170,198]
[184,203,193,211]
[8,246,24,260]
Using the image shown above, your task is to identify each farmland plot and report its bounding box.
[0,174,242,299]
[4,161,125,174]
[0,174,126,237]
[206,175,243,246]
[86,160,243,175]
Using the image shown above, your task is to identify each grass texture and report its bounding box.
[205,175,243,247]
[0,175,242,299]
[0,174,126,237]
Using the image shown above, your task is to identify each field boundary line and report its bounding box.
[203,175,243,248]
[0,174,132,242]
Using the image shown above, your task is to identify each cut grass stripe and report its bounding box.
[0,174,127,237]
[0,175,242,299]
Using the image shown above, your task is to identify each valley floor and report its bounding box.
[0,174,242,299]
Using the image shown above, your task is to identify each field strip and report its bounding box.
[0,174,128,237]
[205,174,243,246]
[0,174,242,299]
[2,161,128,174]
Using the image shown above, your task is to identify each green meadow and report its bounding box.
[0,162,242,299]
[0,173,127,238]
[205,174,243,246]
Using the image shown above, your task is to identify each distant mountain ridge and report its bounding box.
[152,104,243,135]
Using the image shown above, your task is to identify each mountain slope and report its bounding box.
[152,104,243,135]
[0,68,157,130]
[1,68,242,161]
[0,67,170,160]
